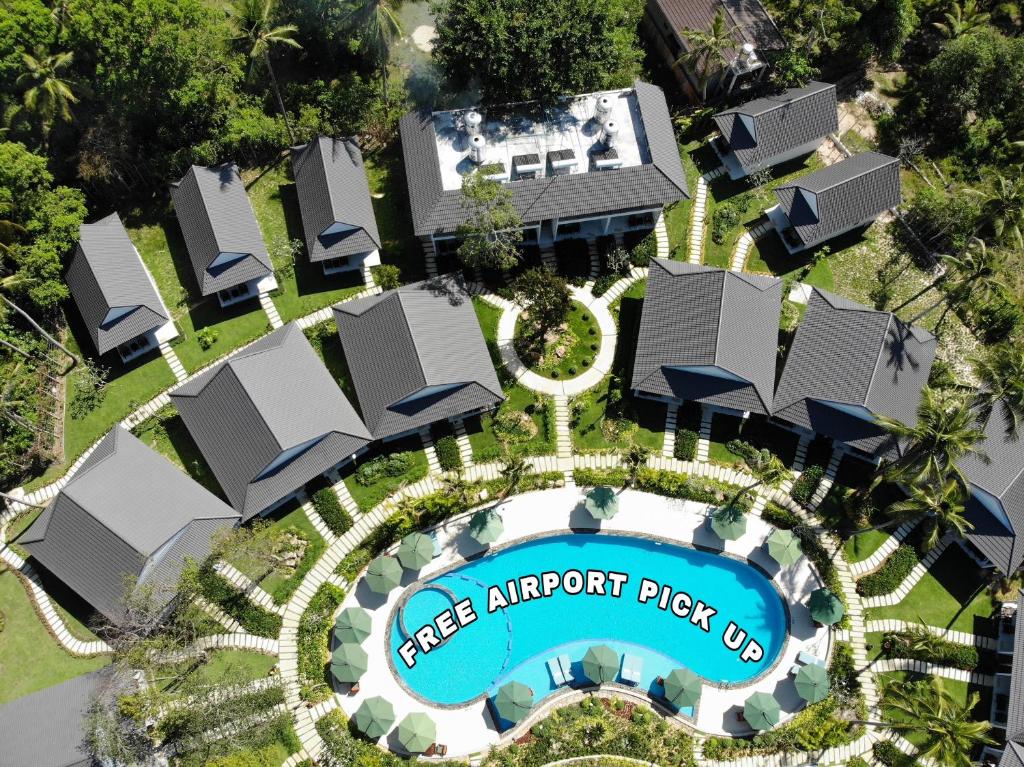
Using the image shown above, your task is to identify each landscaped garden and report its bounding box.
[342,438,429,512]
[513,300,600,380]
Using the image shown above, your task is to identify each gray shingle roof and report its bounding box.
[654,0,785,55]
[772,288,936,458]
[399,81,689,237]
[291,136,381,263]
[713,82,837,172]
[632,259,781,415]
[0,669,107,767]
[774,152,901,247]
[65,213,169,356]
[962,403,1024,574]
[170,323,371,519]
[170,163,272,296]
[334,277,504,439]
[18,427,239,624]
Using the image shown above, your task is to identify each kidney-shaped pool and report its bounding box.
[388,533,788,707]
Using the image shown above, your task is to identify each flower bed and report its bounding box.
[880,629,980,670]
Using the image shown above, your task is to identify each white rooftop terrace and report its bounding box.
[433,88,651,191]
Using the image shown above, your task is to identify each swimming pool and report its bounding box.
[388,533,788,707]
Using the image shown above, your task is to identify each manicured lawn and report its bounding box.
[746,229,836,291]
[844,529,891,563]
[662,138,703,261]
[513,300,601,380]
[132,408,224,497]
[303,320,360,414]
[707,412,744,466]
[0,569,109,705]
[342,436,429,512]
[158,649,277,695]
[364,145,424,283]
[466,385,554,461]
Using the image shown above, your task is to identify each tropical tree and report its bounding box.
[968,169,1024,249]
[510,267,571,339]
[892,237,1005,316]
[741,448,790,492]
[16,48,78,148]
[933,0,991,37]
[885,476,972,551]
[622,444,650,487]
[455,171,523,272]
[227,0,302,143]
[499,450,530,499]
[973,343,1024,437]
[881,676,994,766]
[677,9,739,101]
[343,0,402,96]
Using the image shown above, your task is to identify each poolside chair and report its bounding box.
[789,663,801,675]
[558,654,575,684]
[547,657,567,686]
[621,654,643,686]
[797,651,826,668]
[429,530,442,557]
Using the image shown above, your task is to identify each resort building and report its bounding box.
[766,151,901,254]
[643,0,785,100]
[170,163,277,306]
[399,81,688,271]
[170,323,371,521]
[17,427,239,625]
[772,288,936,462]
[333,277,503,441]
[291,136,382,281]
[631,259,781,418]
[712,81,838,180]
[66,213,178,362]
[990,592,1024,765]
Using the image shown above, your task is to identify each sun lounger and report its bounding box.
[797,651,826,667]
[621,654,643,686]
[547,657,567,686]
[789,663,801,675]
[429,530,441,557]
[558,654,575,683]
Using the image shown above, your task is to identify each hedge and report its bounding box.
[674,428,699,461]
[873,741,920,767]
[881,630,980,670]
[856,545,918,597]
[312,487,352,536]
[435,435,462,472]
[298,582,346,703]
[196,564,282,638]
[591,273,618,297]
[790,464,824,505]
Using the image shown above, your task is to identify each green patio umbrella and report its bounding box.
[397,712,436,753]
[794,663,831,703]
[494,680,534,722]
[808,588,845,626]
[584,486,619,520]
[469,509,504,545]
[582,644,619,684]
[743,691,781,731]
[662,667,702,708]
[366,555,403,594]
[710,505,747,541]
[334,606,372,644]
[397,532,434,570]
[330,642,369,684]
[353,696,395,739]
[765,528,803,567]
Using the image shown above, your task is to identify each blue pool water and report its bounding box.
[389,534,787,706]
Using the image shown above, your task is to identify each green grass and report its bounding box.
[844,529,891,563]
[157,649,277,695]
[746,230,836,291]
[876,671,987,750]
[662,138,703,261]
[131,409,224,497]
[342,437,429,512]
[514,300,600,380]
[0,569,109,704]
[364,145,425,284]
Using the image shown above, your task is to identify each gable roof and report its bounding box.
[19,427,239,624]
[774,152,901,247]
[713,82,837,171]
[65,213,169,355]
[632,259,781,415]
[654,0,785,55]
[170,163,272,296]
[334,277,504,438]
[170,323,371,519]
[772,288,936,458]
[292,136,381,263]
[400,81,689,237]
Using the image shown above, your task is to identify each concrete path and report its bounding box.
[728,220,772,272]
[159,342,187,383]
[214,561,287,617]
[259,292,283,329]
[861,533,955,609]
[661,404,677,459]
[848,520,918,577]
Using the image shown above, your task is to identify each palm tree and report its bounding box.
[622,444,651,488]
[973,343,1024,438]
[499,451,530,500]
[932,0,991,37]
[892,237,1004,316]
[677,9,738,101]
[741,448,790,492]
[968,169,1024,249]
[881,676,994,767]
[16,48,78,148]
[227,0,301,143]
[343,0,402,98]
[885,476,971,551]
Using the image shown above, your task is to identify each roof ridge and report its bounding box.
[863,313,893,409]
[784,153,898,196]
[726,269,781,292]
[395,290,430,389]
[713,270,727,366]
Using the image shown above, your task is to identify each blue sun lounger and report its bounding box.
[620,654,643,686]
[547,658,567,686]
[558,654,575,684]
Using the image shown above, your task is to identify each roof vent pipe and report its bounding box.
[594,96,614,125]
[469,134,487,164]
[600,120,620,149]
[465,110,483,136]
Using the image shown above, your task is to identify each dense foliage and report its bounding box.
[312,486,353,536]
[434,434,462,472]
[674,428,699,461]
[881,629,980,670]
[191,561,283,638]
[856,544,919,596]
[790,464,824,505]
[354,451,415,486]
[297,582,345,703]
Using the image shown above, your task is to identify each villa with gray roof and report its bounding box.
[712,82,838,179]
[399,81,688,267]
[772,288,936,461]
[632,259,781,417]
[170,163,277,306]
[333,278,503,440]
[17,427,239,625]
[292,136,382,281]
[170,322,371,520]
[766,151,901,254]
[66,213,178,362]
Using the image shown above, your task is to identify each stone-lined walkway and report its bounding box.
[848,520,918,577]
[864,619,997,650]
[861,533,955,609]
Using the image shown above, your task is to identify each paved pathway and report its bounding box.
[452,418,475,468]
[808,446,845,509]
[259,292,283,329]
[728,219,772,272]
[653,213,670,260]
[848,520,918,577]
[864,619,997,650]
[419,427,442,474]
[687,169,724,263]
[159,342,187,383]
[861,533,954,609]
[214,561,287,617]
[661,405,677,459]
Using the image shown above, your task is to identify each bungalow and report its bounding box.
[170,323,371,521]
[333,277,504,441]
[996,594,1024,766]
[170,163,277,306]
[766,151,901,254]
[631,259,781,418]
[644,0,785,100]
[399,81,688,269]
[772,288,936,462]
[961,403,1024,575]
[18,427,240,625]
[65,213,178,362]
[711,81,838,180]
[291,136,382,281]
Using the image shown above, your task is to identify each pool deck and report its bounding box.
[332,487,830,757]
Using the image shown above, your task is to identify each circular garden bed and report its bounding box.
[512,301,601,380]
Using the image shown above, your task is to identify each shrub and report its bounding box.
[194,564,282,638]
[591,273,618,296]
[629,231,658,267]
[354,452,413,486]
[881,629,979,669]
[711,203,742,244]
[371,263,401,290]
[761,501,800,529]
[196,327,219,350]
[435,435,462,472]
[847,758,871,767]
[856,545,918,596]
[873,740,919,767]
[790,464,824,505]
[298,582,346,703]
[312,487,352,536]
[605,245,632,275]
[674,428,699,461]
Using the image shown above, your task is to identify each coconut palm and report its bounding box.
[16,48,78,148]
[677,9,739,101]
[499,450,530,499]
[932,0,991,37]
[893,237,1005,316]
[885,476,971,551]
[343,0,402,97]
[968,169,1024,250]
[973,343,1024,439]
[227,0,302,143]
[622,444,650,487]
[881,676,994,767]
